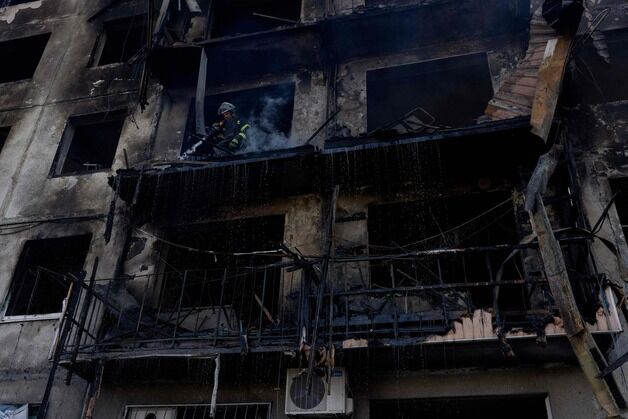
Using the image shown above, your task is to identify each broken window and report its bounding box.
[50,109,126,176]
[92,15,147,66]
[0,33,50,84]
[182,83,295,155]
[210,0,301,38]
[160,215,285,325]
[3,235,91,317]
[0,126,10,155]
[370,395,550,419]
[366,53,494,132]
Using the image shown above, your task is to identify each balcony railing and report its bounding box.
[58,237,619,362]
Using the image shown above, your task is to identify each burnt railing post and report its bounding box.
[65,258,99,385]
[258,268,268,343]
[172,270,188,345]
[135,271,151,340]
[37,272,84,419]
[213,268,228,346]
[486,253,500,323]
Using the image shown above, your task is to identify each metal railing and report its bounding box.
[59,237,612,360]
[61,263,289,357]
[124,403,272,419]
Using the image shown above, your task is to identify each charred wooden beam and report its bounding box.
[529,197,625,415]
[530,3,582,141]
[306,186,339,392]
[526,135,626,419]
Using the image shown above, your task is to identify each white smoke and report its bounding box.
[239,95,294,153]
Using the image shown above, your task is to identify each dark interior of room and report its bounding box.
[370,395,549,419]
[97,15,147,66]
[0,33,50,84]
[182,83,295,154]
[55,109,126,175]
[5,234,91,316]
[366,53,494,132]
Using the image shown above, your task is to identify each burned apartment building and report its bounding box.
[3,0,628,418]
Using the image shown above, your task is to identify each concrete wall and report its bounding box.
[0,0,161,416]
[0,0,159,220]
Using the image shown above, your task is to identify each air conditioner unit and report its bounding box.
[125,407,177,419]
[285,368,353,416]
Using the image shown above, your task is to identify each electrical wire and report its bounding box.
[133,226,286,257]
[0,216,104,235]
[368,196,515,250]
[0,223,43,235]
[130,195,515,262]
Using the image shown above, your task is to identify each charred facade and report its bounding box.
[2,1,628,418]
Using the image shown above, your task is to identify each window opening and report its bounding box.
[0,33,50,84]
[51,109,126,176]
[93,15,147,66]
[4,235,92,316]
[370,395,549,419]
[366,53,494,132]
[574,28,628,103]
[182,83,295,156]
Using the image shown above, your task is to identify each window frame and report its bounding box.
[89,13,148,68]
[365,52,494,132]
[0,33,50,85]
[49,109,127,178]
[1,234,92,320]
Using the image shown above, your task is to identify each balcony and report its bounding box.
[58,236,620,367]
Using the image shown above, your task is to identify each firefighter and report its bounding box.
[211,102,250,151]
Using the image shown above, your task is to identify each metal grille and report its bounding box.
[125,404,271,419]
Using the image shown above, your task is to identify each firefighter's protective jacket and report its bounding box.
[213,118,250,150]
